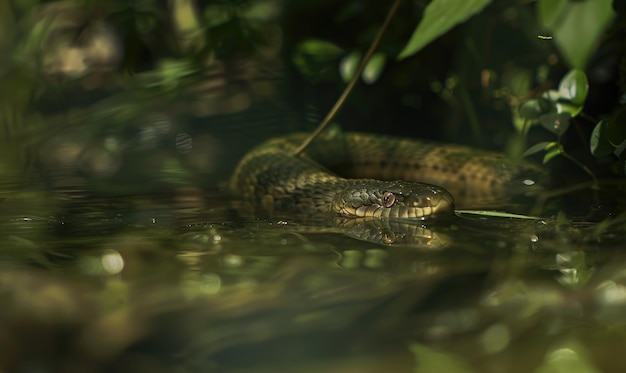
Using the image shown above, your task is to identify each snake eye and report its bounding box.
[382,191,395,207]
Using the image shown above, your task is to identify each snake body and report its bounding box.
[229,132,547,219]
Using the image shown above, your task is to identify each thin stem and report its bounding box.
[561,151,598,186]
[292,0,403,156]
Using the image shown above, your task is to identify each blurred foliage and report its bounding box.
[538,0,615,70]
[290,0,622,184]
[398,0,493,60]
[0,0,284,190]
[0,0,623,194]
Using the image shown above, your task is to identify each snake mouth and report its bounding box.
[332,181,455,219]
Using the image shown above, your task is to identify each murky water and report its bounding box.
[2,176,625,372]
[1,0,624,370]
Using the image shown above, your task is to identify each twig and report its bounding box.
[292,0,403,156]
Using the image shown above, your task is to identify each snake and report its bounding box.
[229,131,548,219]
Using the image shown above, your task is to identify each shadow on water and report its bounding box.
[1,179,626,372]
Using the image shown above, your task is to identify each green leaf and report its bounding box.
[340,51,386,84]
[558,70,589,106]
[293,39,344,81]
[540,112,571,137]
[541,89,560,103]
[537,0,568,29]
[362,52,386,84]
[543,146,563,164]
[339,51,361,83]
[296,39,344,59]
[398,0,493,60]
[538,0,616,69]
[519,99,554,121]
[522,141,555,157]
[590,120,613,157]
[555,69,588,116]
[556,101,583,117]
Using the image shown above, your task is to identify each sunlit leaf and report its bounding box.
[590,120,613,157]
[538,0,616,69]
[522,141,554,157]
[554,70,588,117]
[556,101,583,117]
[543,146,563,164]
[541,89,560,102]
[408,342,475,373]
[362,52,386,84]
[558,69,588,106]
[398,0,493,60]
[339,51,361,83]
[540,112,571,137]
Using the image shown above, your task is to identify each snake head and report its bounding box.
[332,180,454,219]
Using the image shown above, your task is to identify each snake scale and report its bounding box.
[229,131,548,219]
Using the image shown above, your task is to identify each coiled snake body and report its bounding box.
[229,132,547,219]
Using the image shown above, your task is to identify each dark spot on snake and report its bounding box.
[432,165,440,171]
[380,160,388,167]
